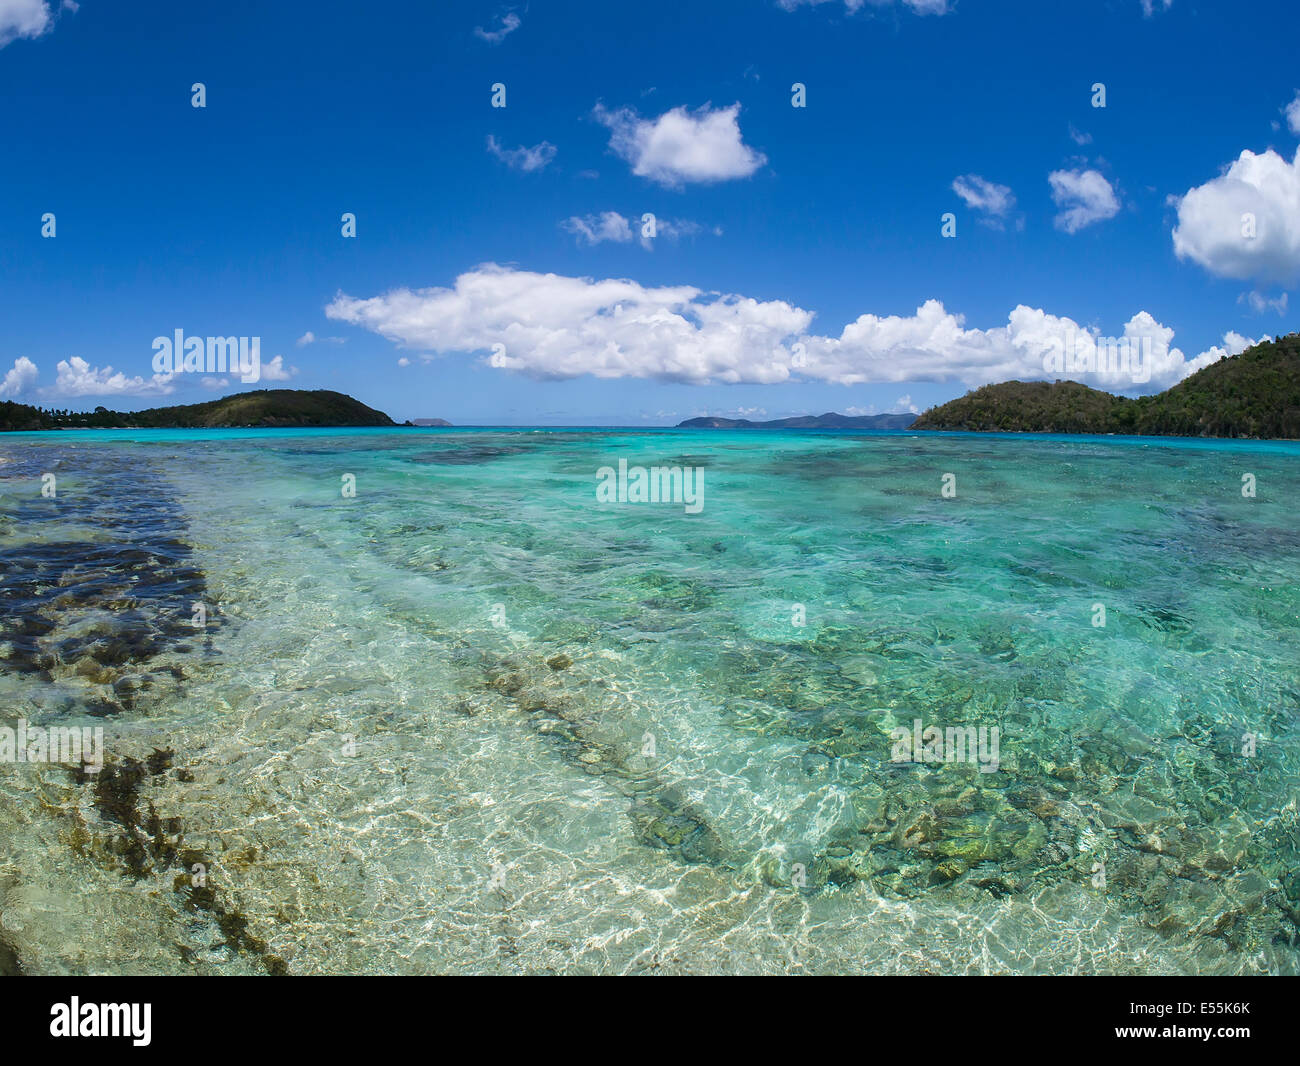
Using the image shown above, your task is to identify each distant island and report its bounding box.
[678,411,918,429]
[410,418,453,427]
[0,389,397,431]
[914,333,1300,439]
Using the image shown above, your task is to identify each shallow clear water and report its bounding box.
[1,427,1297,974]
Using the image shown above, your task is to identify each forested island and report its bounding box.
[0,390,398,431]
[913,333,1300,439]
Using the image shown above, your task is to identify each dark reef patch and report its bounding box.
[0,446,221,714]
[70,748,178,880]
[0,934,23,976]
[63,751,289,974]
[180,881,290,975]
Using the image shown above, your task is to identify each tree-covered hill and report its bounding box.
[1,389,397,431]
[913,333,1300,439]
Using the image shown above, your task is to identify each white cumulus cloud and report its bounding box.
[562,211,634,246]
[952,174,1016,226]
[260,355,296,381]
[593,103,766,188]
[1283,91,1300,136]
[327,265,808,385]
[52,357,174,397]
[1171,147,1300,285]
[798,303,1214,391]
[0,0,54,48]
[326,264,1237,393]
[1049,169,1120,233]
[0,355,38,398]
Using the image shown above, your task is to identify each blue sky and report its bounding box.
[2,0,1298,424]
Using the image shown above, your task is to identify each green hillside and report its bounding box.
[1,389,397,431]
[913,333,1300,439]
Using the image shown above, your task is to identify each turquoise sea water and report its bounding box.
[0,427,1297,974]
